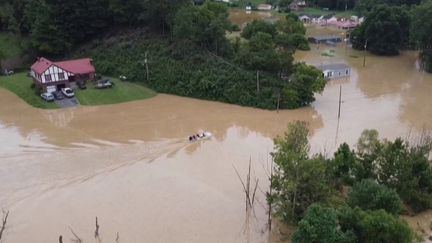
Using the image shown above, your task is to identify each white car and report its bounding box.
[61,87,75,98]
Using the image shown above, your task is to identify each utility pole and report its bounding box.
[145,52,149,81]
[363,39,368,67]
[276,92,281,113]
[256,70,260,93]
[338,84,342,119]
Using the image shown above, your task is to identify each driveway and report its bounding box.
[55,97,80,108]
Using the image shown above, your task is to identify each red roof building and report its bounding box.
[30,57,95,93]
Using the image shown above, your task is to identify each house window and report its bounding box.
[45,74,52,81]
[58,73,65,80]
[346,70,349,75]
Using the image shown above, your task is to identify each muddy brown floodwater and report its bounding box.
[1,18,432,243]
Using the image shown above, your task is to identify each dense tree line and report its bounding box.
[350,5,410,56]
[350,0,432,71]
[269,121,432,241]
[66,2,324,109]
[0,0,189,54]
[411,0,432,72]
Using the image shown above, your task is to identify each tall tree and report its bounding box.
[270,122,333,223]
[411,0,432,72]
[351,5,411,56]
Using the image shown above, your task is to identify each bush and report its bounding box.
[357,210,414,243]
[337,207,414,243]
[292,205,355,243]
[348,179,402,215]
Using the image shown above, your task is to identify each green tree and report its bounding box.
[25,0,70,55]
[276,15,306,35]
[348,179,402,215]
[328,143,356,187]
[241,20,277,39]
[353,129,381,180]
[351,5,411,55]
[338,207,414,243]
[279,0,293,12]
[358,210,413,243]
[292,205,356,243]
[270,122,333,223]
[411,0,432,72]
[173,2,230,54]
[237,32,281,72]
[283,63,326,108]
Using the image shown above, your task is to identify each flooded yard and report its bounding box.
[1,12,432,243]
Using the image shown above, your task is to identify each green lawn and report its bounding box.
[0,73,58,109]
[0,73,156,109]
[294,8,356,18]
[74,78,157,106]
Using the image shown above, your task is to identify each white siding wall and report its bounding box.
[41,65,71,84]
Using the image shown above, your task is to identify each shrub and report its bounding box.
[348,179,402,215]
[292,205,355,243]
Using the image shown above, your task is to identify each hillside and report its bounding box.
[75,30,282,109]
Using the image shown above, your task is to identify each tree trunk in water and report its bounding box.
[256,70,260,93]
[292,161,299,220]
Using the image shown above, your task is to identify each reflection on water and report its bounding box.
[1,23,432,242]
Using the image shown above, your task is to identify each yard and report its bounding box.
[293,8,356,18]
[0,73,157,109]
[0,72,58,109]
[75,78,157,106]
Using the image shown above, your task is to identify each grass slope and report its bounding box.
[0,73,58,109]
[294,8,356,18]
[75,78,156,106]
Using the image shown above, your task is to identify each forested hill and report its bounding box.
[0,0,326,110]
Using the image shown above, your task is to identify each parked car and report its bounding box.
[51,91,65,100]
[95,79,114,89]
[40,92,55,102]
[61,87,75,98]
[3,69,14,76]
[77,81,87,90]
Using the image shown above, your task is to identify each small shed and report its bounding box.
[308,35,342,44]
[316,63,351,79]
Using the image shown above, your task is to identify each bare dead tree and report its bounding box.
[233,158,259,212]
[0,210,9,241]
[267,157,274,233]
[69,227,82,243]
[116,232,120,243]
[94,216,100,239]
[59,235,63,243]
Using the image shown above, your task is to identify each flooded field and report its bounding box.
[1,12,432,243]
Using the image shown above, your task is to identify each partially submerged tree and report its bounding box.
[269,121,333,223]
[351,4,410,55]
[411,0,432,72]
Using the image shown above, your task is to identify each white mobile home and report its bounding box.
[316,63,351,79]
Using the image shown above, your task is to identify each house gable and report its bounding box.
[40,65,72,84]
